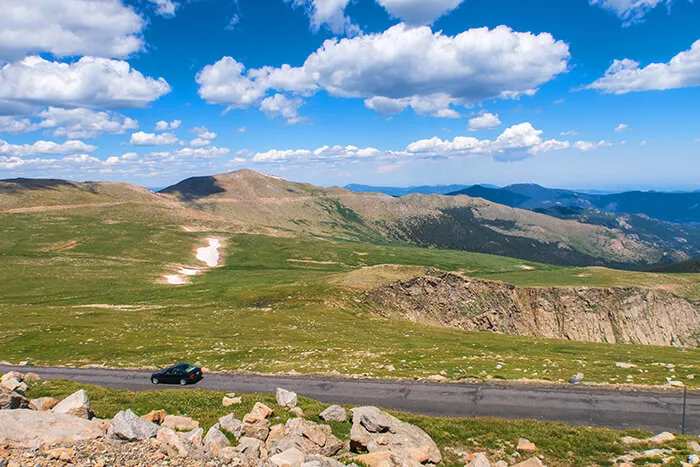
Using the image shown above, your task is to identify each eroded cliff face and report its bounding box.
[365,273,700,347]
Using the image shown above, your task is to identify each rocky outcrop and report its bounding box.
[0,410,106,448]
[365,273,700,347]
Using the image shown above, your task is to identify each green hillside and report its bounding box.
[0,192,698,387]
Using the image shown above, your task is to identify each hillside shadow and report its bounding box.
[159,176,226,201]
[0,178,84,193]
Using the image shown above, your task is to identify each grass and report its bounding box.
[26,379,699,467]
[0,205,699,388]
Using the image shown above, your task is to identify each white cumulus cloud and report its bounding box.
[573,140,614,151]
[0,117,37,135]
[250,123,579,165]
[0,56,171,111]
[150,0,178,16]
[284,0,358,35]
[0,139,96,157]
[589,0,681,25]
[468,112,501,131]
[407,123,571,161]
[260,94,305,124]
[586,40,700,94]
[0,0,144,61]
[615,123,630,132]
[129,132,179,146]
[36,107,138,139]
[198,24,570,120]
[155,120,182,131]
[376,0,465,25]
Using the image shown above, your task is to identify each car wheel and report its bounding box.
[180,378,187,386]
[152,377,159,385]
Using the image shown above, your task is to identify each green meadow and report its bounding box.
[1,205,699,387]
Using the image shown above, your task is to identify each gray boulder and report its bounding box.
[276,387,298,408]
[156,427,193,457]
[52,389,90,419]
[231,436,267,462]
[0,386,29,410]
[319,405,347,423]
[108,409,159,441]
[350,406,441,465]
[29,397,59,412]
[242,412,271,441]
[302,454,345,467]
[569,373,584,384]
[204,426,230,455]
[282,418,344,458]
[269,447,305,466]
[218,413,243,438]
[0,409,106,448]
[0,378,27,394]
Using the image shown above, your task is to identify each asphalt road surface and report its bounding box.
[2,365,697,434]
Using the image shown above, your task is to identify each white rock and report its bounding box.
[218,414,243,438]
[156,427,191,457]
[427,375,449,383]
[651,432,676,444]
[184,427,204,445]
[52,390,90,419]
[616,362,637,369]
[276,387,298,408]
[162,415,199,431]
[0,378,27,394]
[0,386,29,410]
[569,373,584,384]
[688,454,699,466]
[269,447,305,467]
[320,405,347,423]
[468,452,491,467]
[204,426,230,455]
[0,409,105,448]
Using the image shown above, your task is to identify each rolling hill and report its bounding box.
[1,170,699,383]
[160,170,665,268]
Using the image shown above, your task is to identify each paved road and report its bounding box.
[2,365,697,434]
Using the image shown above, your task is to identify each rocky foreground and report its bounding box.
[2,371,700,467]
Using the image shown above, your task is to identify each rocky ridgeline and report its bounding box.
[365,272,700,347]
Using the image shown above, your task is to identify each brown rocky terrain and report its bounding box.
[364,271,700,347]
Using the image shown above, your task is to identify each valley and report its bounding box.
[0,171,699,389]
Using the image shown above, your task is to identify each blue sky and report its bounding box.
[0,0,699,190]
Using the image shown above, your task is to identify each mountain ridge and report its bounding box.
[0,169,685,269]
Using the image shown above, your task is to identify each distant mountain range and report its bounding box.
[344,184,486,196]
[447,184,700,224]
[344,183,700,224]
[3,171,698,269]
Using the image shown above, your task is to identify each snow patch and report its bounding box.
[165,275,187,285]
[161,237,222,285]
[196,238,221,267]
